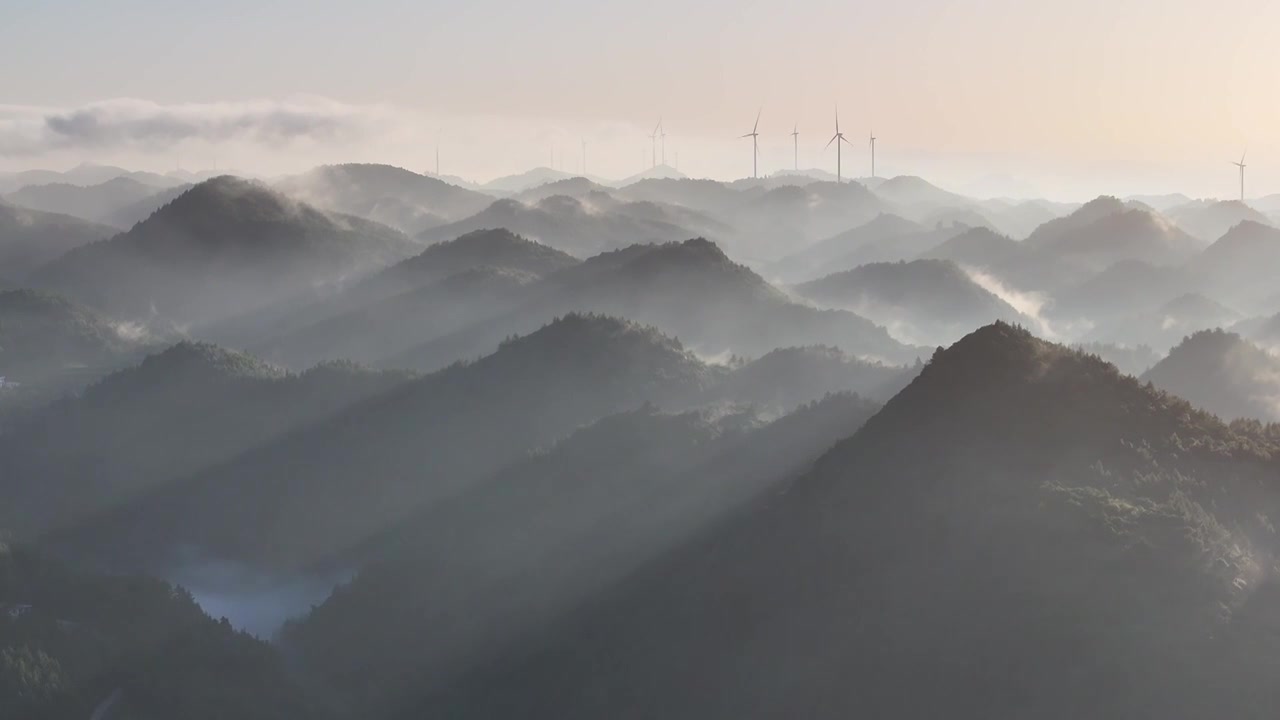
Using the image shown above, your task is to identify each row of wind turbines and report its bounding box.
[741,108,876,183]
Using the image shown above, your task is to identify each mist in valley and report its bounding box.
[5,2,1280,719]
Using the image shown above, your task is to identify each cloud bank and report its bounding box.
[0,98,385,155]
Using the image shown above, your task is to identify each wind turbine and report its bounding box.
[649,121,660,169]
[869,130,877,178]
[1231,151,1247,202]
[741,109,761,179]
[659,119,667,166]
[825,107,852,183]
[790,123,799,172]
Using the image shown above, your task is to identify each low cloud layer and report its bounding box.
[0,98,384,156]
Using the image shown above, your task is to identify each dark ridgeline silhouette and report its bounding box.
[7,155,1280,720]
[412,323,1280,719]
[280,393,884,711]
[0,341,412,539]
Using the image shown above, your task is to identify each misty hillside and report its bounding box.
[3,177,160,226]
[214,227,579,355]
[915,226,1058,292]
[420,322,1280,720]
[769,213,924,282]
[0,164,183,195]
[283,393,884,712]
[1070,341,1161,377]
[1167,200,1272,242]
[1142,329,1280,422]
[823,221,971,276]
[0,200,115,281]
[615,177,746,218]
[514,177,613,203]
[260,266,542,367]
[974,198,1063,239]
[0,342,412,538]
[872,175,969,209]
[0,289,155,410]
[795,258,1029,344]
[418,196,697,257]
[1087,292,1242,352]
[0,543,323,720]
[715,345,920,409]
[729,181,885,261]
[357,227,577,301]
[391,238,919,372]
[1240,312,1280,351]
[481,167,579,194]
[104,182,193,229]
[33,176,418,326]
[275,163,494,235]
[1024,195,1128,245]
[1047,259,1192,323]
[1026,199,1204,274]
[54,314,720,572]
[1190,220,1280,314]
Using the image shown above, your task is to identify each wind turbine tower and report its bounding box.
[869,130,877,178]
[741,109,761,179]
[649,122,660,169]
[1232,151,1247,202]
[659,119,667,166]
[825,107,851,183]
[790,124,799,171]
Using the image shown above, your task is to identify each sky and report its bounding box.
[2,0,1278,200]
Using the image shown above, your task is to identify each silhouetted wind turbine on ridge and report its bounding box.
[790,123,799,171]
[741,109,761,179]
[659,119,667,166]
[825,107,852,183]
[1231,151,1247,202]
[869,130,877,178]
[649,121,661,169]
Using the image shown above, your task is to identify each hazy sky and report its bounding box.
[2,0,1278,199]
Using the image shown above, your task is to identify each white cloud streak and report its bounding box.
[0,98,387,156]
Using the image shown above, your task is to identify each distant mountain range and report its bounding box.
[795,258,1030,345]
[388,238,922,372]
[1166,199,1273,243]
[1142,329,1280,422]
[275,163,494,235]
[4,177,162,226]
[0,289,161,413]
[33,177,418,326]
[281,392,884,711]
[414,322,1280,719]
[0,200,116,282]
[51,314,721,571]
[417,195,701,257]
[1,341,412,538]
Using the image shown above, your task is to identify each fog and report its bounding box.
[5,119,1280,720]
[169,558,353,639]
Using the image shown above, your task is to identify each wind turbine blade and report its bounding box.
[753,108,761,134]
[825,135,837,149]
